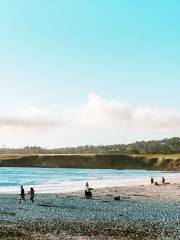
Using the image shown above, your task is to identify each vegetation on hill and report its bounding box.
[0,153,180,170]
[0,137,180,155]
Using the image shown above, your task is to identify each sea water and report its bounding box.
[0,167,179,193]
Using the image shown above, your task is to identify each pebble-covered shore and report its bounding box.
[0,184,180,239]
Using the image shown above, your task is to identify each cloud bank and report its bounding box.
[0,94,180,132]
[63,93,180,131]
[0,104,60,127]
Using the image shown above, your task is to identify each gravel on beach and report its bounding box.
[0,184,180,240]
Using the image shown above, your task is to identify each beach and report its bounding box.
[0,183,180,239]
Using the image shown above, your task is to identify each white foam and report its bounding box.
[0,168,179,194]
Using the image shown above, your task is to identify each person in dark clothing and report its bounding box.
[155,181,160,186]
[151,177,154,185]
[29,187,35,203]
[84,189,92,199]
[162,177,165,186]
[19,186,26,204]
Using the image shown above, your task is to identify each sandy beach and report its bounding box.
[0,183,180,240]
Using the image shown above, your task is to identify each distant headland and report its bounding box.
[0,137,180,170]
[1,137,180,155]
[0,153,179,170]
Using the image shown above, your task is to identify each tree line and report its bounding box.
[1,137,180,154]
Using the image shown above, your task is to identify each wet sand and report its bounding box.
[0,183,180,239]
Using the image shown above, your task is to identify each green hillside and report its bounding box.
[0,153,180,171]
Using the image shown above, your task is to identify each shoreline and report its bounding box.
[0,174,179,194]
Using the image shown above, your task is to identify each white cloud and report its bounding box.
[63,93,180,131]
[0,94,180,131]
[0,94,180,147]
[0,104,60,127]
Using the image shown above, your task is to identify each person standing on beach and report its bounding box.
[151,177,154,185]
[85,182,89,190]
[29,187,35,203]
[19,186,26,204]
[162,177,165,186]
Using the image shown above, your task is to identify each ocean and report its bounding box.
[0,167,179,193]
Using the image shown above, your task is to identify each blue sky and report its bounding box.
[0,1,180,147]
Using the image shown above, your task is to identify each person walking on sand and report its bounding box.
[29,187,35,203]
[19,186,26,204]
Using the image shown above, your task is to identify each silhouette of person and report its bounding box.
[85,182,89,190]
[19,186,26,204]
[29,187,35,203]
[162,177,165,186]
[151,177,154,184]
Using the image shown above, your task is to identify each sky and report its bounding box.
[0,0,180,147]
